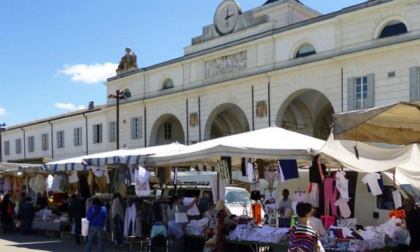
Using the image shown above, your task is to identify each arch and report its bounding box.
[292,42,316,59]
[161,78,174,90]
[203,103,249,141]
[149,113,185,145]
[374,17,409,39]
[275,89,333,140]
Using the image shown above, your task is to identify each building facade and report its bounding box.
[2,0,420,163]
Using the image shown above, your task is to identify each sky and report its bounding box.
[0,0,366,128]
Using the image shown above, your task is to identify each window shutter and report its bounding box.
[347,77,355,110]
[410,67,420,102]
[139,116,143,138]
[366,73,375,108]
[130,118,135,139]
[99,124,103,143]
[73,128,77,146]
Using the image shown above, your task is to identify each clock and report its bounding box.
[214,0,242,35]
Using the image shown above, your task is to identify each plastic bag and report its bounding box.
[81,218,89,236]
[393,227,410,246]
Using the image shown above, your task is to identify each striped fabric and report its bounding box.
[288,222,318,252]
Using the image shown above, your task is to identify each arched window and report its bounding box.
[161,78,174,90]
[379,21,407,38]
[295,43,316,58]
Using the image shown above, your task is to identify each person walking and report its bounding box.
[19,196,35,235]
[288,201,320,252]
[85,196,108,252]
[0,193,15,234]
[69,194,86,245]
[111,193,125,248]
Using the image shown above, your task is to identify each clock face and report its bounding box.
[214,0,242,35]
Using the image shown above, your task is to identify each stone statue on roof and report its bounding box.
[116,47,138,75]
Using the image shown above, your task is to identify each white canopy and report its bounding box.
[319,133,420,187]
[146,126,326,167]
[0,162,48,175]
[44,142,186,172]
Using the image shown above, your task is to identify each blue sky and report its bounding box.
[0,0,365,128]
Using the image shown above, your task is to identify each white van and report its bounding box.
[158,171,262,218]
[270,168,417,227]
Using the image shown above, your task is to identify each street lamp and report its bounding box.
[108,89,131,149]
[0,123,6,162]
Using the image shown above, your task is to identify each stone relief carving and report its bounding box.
[256,100,267,118]
[189,112,198,127]
[205,51,247,78]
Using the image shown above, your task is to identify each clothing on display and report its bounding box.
[335,170,349,199]
[362,173,383,196]
[308,182,319,207]
[124,201,137,237]
[278,160,299,181]
[324,177,338,216]
[309,156,326,183]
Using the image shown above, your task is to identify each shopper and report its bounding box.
[19,196,35,235]
[0,193,14,234]
[85,196,108,252]
[402,198,420,251]
[288,201,320,252]
[203,199,230,252]
[69,194,85,245]
[167,195,198,252]
[111,193,125,248]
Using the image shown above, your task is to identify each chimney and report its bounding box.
[88,101,94,110]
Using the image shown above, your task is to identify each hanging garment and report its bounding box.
[324,177,337,216]
[68,171,79,183]
[335,170,349,199]
[278,160,299,181]
[308,182,319,207]
[362,173,383,196]
[79,174,91,198]
[334,198,351,218]
[4,176,12,191]
[124,202,137,237]
[292,191,308,215]
[392,190,402,209]
[47,175,62,192]
[309,156,326,183]
[135,166,151,196]
[247,161,254,182]
[241,158,246,176]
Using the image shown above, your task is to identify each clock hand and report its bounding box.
[225,12,236,20]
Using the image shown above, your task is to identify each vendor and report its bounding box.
[35,192,48,211]
[402,198,420,251]
[278,189,293,217]
[59,196,69,212]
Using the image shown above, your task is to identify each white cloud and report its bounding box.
[58,63,118,84]
[0,107,6,115]
[54,102,86,111]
